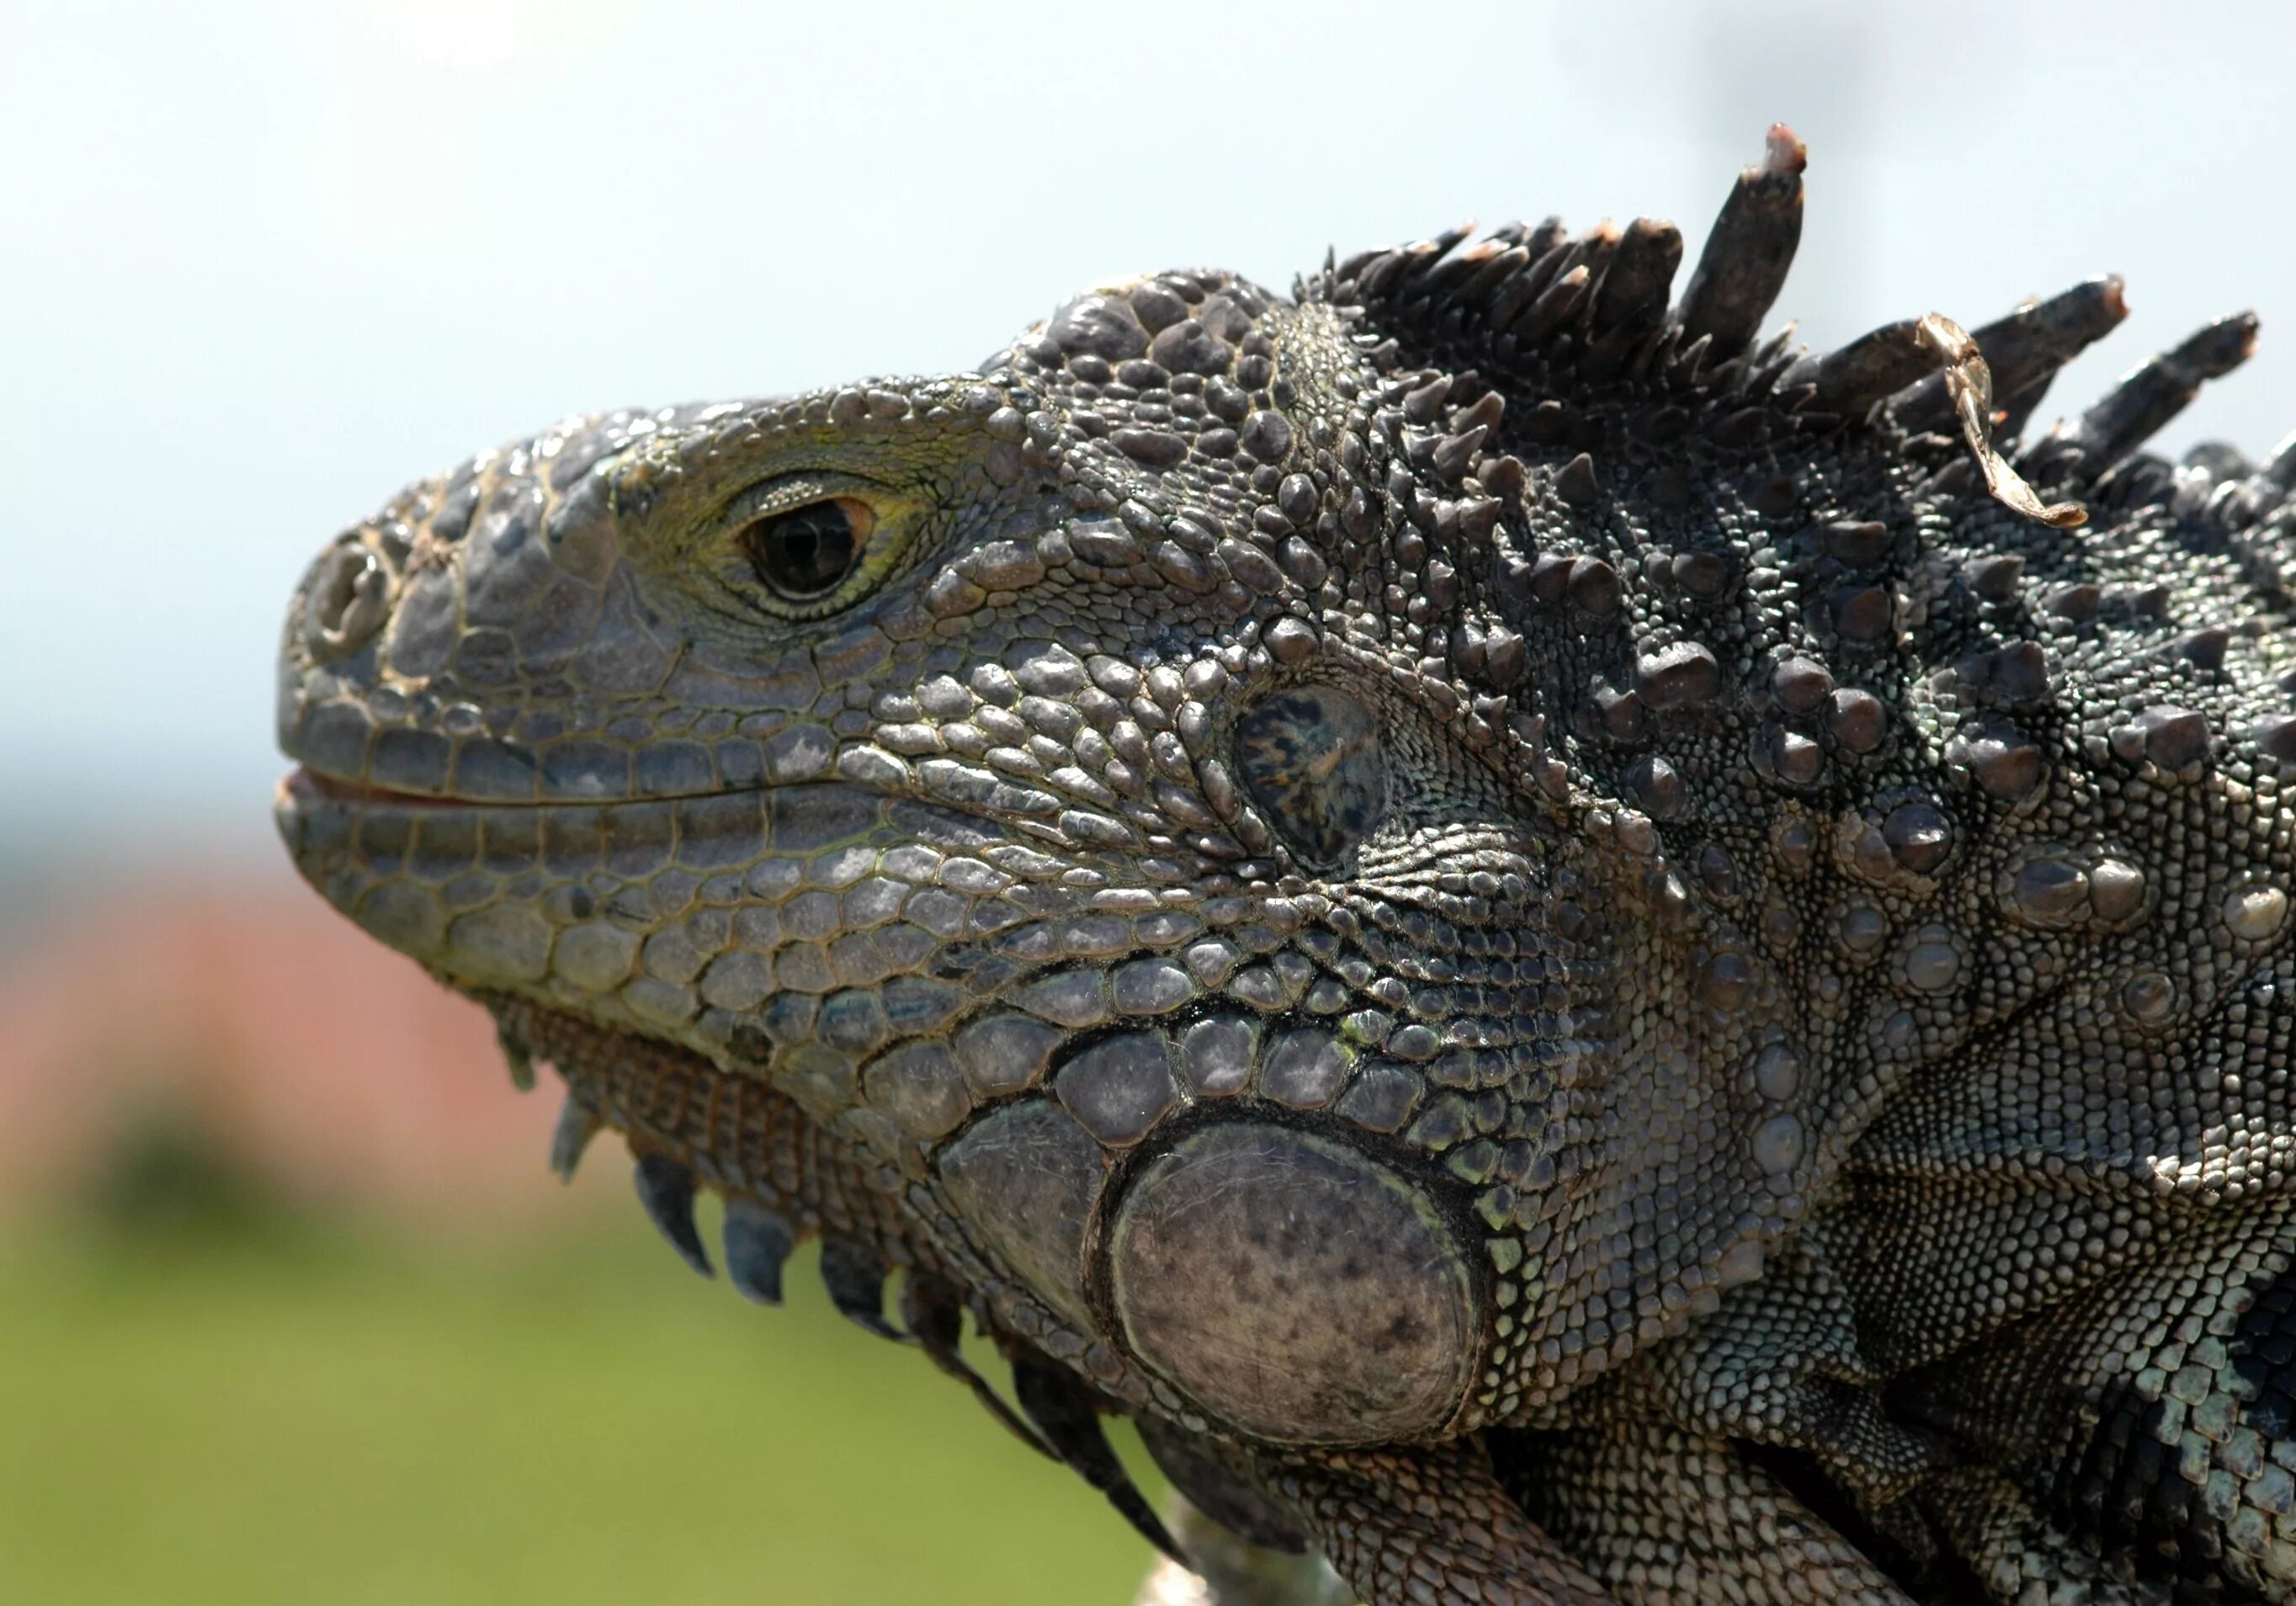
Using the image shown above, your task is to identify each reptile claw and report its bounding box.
[721,1198,796,1306]
[632,1153,712,1279]
[496,1022,534,1093]
[819,1238,900,1338]
[901,1273,1051,1459]
[1011,1353,1187,1567]
[1138,1417,1308,1555]
[547,1095,597,1183]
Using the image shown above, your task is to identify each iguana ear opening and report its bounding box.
[1235,683,1386,868]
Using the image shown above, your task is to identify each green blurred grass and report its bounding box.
[0,1185,1157,1605]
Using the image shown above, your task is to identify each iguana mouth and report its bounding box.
[279,763,774,812]
[284,767,514,810]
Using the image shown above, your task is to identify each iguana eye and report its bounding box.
[739,497,874,600]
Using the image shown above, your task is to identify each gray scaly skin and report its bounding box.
[275,124,2296,1603]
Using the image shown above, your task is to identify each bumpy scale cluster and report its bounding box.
[277,127,2296,1603]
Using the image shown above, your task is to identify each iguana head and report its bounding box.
[278,125,2289,1587]
[277,267,1546,1457]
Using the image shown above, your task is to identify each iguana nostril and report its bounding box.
[303,540,394,659]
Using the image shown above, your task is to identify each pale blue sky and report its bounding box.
[6,0,2293,880]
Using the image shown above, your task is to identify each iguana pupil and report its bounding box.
[741,497,861,598]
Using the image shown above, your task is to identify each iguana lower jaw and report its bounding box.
[276,122,2296,1604]
[274,740,1512,1448]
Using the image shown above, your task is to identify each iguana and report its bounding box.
[274,126,2296,1603]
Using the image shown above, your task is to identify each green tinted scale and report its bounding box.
[277,125,2296,1603]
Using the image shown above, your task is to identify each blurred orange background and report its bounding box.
[0,865,577,1228]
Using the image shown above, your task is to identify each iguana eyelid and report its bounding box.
[722,466,887,523]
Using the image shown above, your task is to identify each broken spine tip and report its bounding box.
[1763,122,1808,175]
[547,1095,598,1183]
